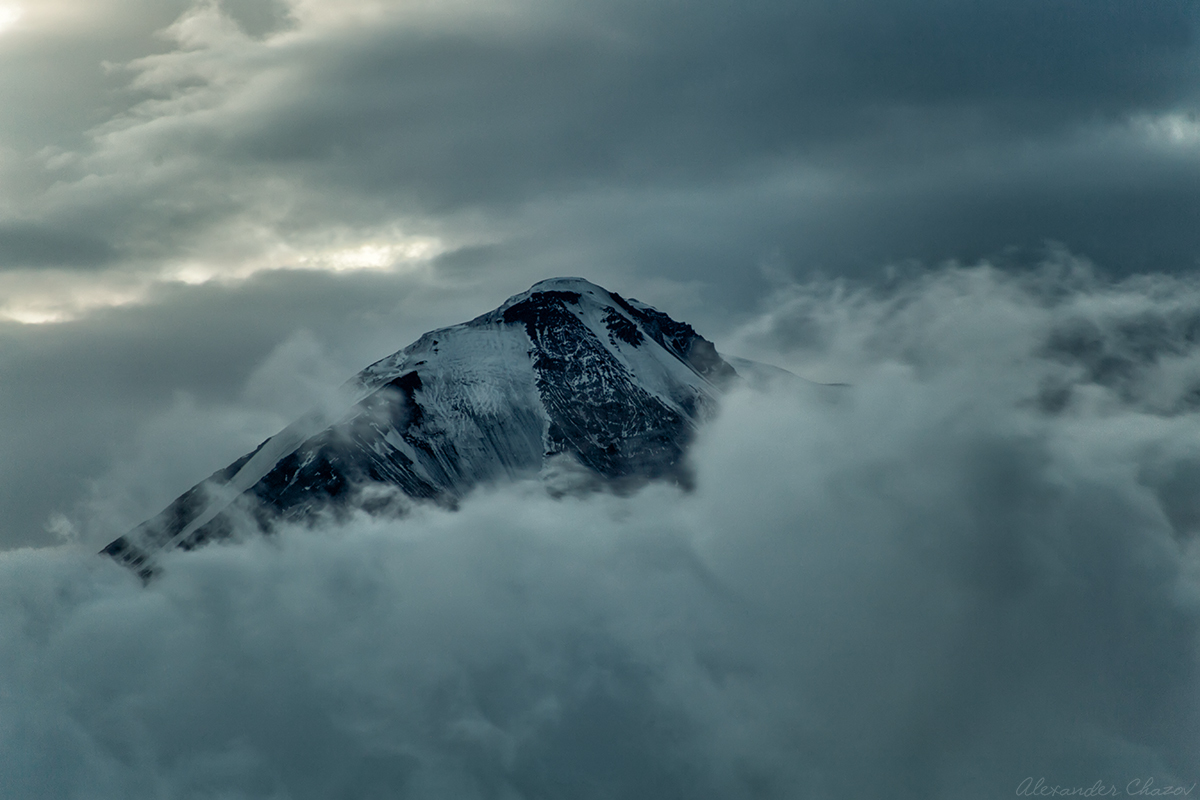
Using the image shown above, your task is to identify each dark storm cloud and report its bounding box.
[223,0,1200,206]
[0,222,115,268]
[219,0,290,38]
[4,0,1195,290]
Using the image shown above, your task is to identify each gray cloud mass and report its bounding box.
[4,0,1200,280]
[3,267,1200,796]
[2,0,1200,795]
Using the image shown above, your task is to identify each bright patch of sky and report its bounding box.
[1136,112,1200,148]
[0,5,21,35]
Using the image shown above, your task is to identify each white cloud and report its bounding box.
[1135,113,1200,149]
[0,269,151,324]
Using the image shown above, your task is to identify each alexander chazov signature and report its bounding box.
[1017,778,1197,797]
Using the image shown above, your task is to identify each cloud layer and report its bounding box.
[1,266,1199,797]
[3,0,1200,316]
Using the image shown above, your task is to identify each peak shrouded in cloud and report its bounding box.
[0,266,1195,797]
[2,267,1200,796]
[2,0,1200,794]
[101,278,739,575]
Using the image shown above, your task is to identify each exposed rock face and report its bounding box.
[102,278,738,577]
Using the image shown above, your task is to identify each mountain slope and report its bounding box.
[102,278,738,577]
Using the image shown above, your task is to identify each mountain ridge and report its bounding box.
[102,278,741,577]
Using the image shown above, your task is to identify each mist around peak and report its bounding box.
[0,266,1197,798]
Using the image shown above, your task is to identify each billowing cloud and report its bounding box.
[2,266,1200,796]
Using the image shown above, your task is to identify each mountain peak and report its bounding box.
[513,275,607,297]
[102,278,737,578]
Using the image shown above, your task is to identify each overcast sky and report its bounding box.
[2,1,1200,795]
[2,0,1200,545]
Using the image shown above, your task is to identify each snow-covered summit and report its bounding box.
[102,278,738,577]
